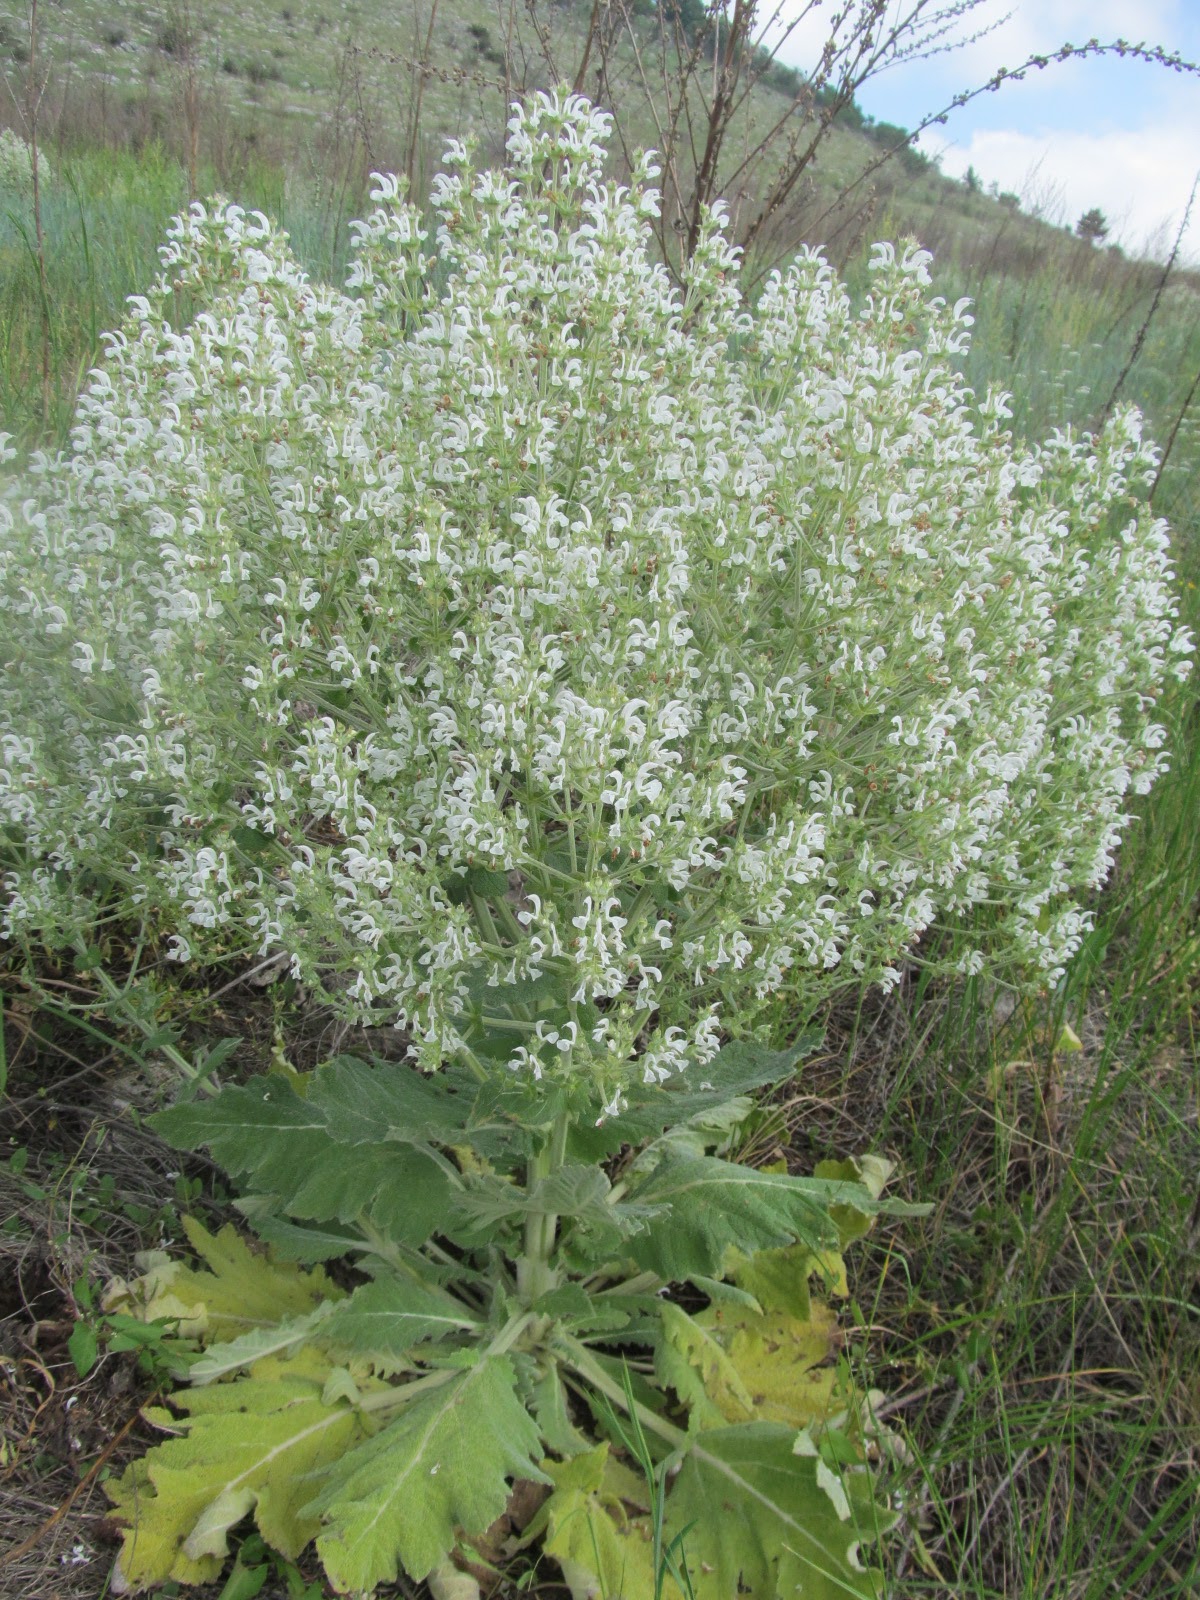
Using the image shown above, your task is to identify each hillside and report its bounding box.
[0,0,1117,272]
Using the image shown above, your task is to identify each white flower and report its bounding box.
[0,92,1189,1103]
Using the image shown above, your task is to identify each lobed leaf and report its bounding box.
[694,1299,840,1430]
[307,1353,547,1589]
[625,1153,868,1281]
[102,1217,340,1342]
[665,1423,896,1600]
[106,1348,374,1592]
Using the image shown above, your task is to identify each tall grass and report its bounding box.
[824,244,1198,1581]
[757,198,1200,1597]
[0,144,360,448]
[859,689,1199,1597]
[916,224,1200,540]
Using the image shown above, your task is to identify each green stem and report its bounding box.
[357,1310,536,1416]
[593,1269,663,1298]
[456,1043,492,1085]
[516,1109,571,1306]
[491,893,526,944]
[74,940,206,1087]
[558,1335,689,1453]
[468,889,502,946]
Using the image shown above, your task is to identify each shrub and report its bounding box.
[1,92,1191,1087]
[0,126,52,192]
[1,89,1192,1600]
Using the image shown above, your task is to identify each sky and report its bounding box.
[770,0,1200,261]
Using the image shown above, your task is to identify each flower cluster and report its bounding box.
[1,94,1191,1106]
[0,127,51,192]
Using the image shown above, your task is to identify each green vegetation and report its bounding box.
[0,8,1198,1600]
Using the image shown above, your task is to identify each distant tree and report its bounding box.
[1076,207,1109,244]
[963,165,980,192]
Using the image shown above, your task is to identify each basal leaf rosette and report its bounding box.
[0,92,1191,1113]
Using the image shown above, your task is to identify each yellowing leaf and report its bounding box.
[656,1301,755,1426]
[813,1157,891,1248]
[1055,1021,1084,1054]
[698,1299,840,1430]
[724,1239,849,1319]
[103,1217,340,1341]
[106,1347,373,1592]
[540,1446,679,1600]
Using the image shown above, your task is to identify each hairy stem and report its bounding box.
[558,1335,688,1453]
[516,1110,570,1306]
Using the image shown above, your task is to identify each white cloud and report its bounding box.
[760,2,1200,260]
[921,121,1200,261]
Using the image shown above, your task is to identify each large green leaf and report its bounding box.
[106,1347,374,1591]
[665,1423,895,1600]
[308,1054,479,1145]
[571,1034,822,1160]
[625,1154,869,1281]
[320,1275,478,1358]
[152,1077,331,1192]
[306,1353,547,1589]
[152,1077,458,1247]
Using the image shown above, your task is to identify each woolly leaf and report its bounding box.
[452,1165,653,1257]
[320,1275,478,1358]
[539,1446,673,1600]
[570,1033,821,1160]
[309,1054,480,1145]
[151,1079,330,1192]
[307,1353,547,1589]
[106,1348,374,1592]
[665,1423,895,1600]
[452,1164,610,1231]
[189,1303,338,1384]
[625,1155,867,1281]
[153,1081,457,1247]
[530,1363,591,1458]
[102,1217,340,1341]
[238,1212,372,1262]
[655,1301,755,1427]
[293,1142,455,1248]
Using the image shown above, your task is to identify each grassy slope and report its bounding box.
[0,5,1198,1599]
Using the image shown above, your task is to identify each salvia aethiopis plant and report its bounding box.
[0,92,1192,1598]
[0,125,52,193]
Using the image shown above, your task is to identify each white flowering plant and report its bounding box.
[0,93,1191,1597]
[0,126,52,193]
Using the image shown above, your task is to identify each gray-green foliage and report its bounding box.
[101,1033,903,1598]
